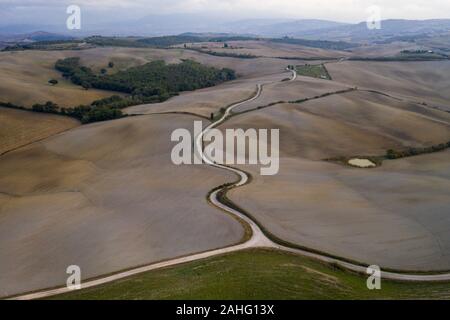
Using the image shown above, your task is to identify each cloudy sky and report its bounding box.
[1,0,449,26]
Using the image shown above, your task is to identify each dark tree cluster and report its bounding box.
[31,100,124,124]
[55,57,236,104]
[32,101,59,113]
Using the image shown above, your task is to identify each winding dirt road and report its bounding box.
[9,68,450,300]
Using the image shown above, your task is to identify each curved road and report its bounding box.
[9,69,450,300]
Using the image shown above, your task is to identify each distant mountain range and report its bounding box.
[0,16,449,43]
[0,31,74,43]
[203,18,347,36]
[296,19,450,41]
[236,19,349,37]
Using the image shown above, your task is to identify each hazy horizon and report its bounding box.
[1,0,450,28]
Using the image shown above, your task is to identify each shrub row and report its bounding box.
[1,100,124,124]
[386,142,450,159]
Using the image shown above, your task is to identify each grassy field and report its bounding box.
[296,64,331,80]
[51,249,450,300]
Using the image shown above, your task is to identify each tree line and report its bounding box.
[0,100,124,124]
[386,142,450,160]
[270,37,359,51]
[185,47,258,59]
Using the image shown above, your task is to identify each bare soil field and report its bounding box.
[220,87,450,271]
[2,40,450,296]
[348,42,423,57]
[233,75,350,114]
[0,51,117,107]
[179,40,350,59]
[327,60,450,111]
[0,107,79,155]
[223,90,450,160]
[0,114,244,297]
[228,152,450,271]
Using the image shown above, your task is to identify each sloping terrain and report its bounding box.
[0,51,116,107]
[179,40,350,59]
[228,153,450,271]
[232,75,350,114]
[0,107,79,155]
[0,114,244,297]
[52,249,450,300]
[327,61,450,111]
[2,39,450,299]
[221,87,450,271]
[0,47,305,108]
